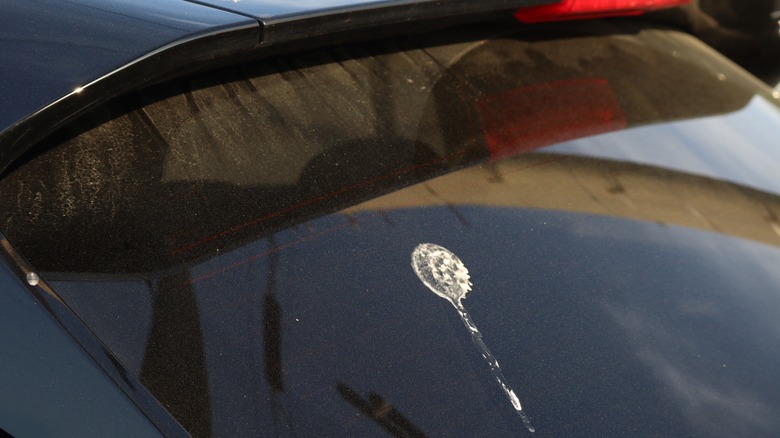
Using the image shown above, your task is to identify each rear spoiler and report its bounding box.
[187,0,552,45]
[0,0,691,173]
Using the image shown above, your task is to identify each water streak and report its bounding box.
[454,301,535,433]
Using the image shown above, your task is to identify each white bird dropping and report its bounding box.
[411,243,472,305]
[411,243,535,433]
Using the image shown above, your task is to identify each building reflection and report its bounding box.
[337,383,426,437]
[139,271,212,437]
[345,153,780,250]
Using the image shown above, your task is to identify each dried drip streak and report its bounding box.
[411,243,535,433]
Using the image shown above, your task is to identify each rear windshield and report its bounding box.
[2,21,780,437]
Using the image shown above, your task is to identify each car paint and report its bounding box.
[0,0,259,171]
[184,0,552,45]
[0,235,184,437]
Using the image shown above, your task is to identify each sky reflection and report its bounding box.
[547,95,780,196]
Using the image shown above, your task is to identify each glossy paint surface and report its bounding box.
[3,21,780,437]
[185,0,548,21]
[0,240,165,437]
[0,0,258,172]
[185,0,553,45]
[0,0,256,131]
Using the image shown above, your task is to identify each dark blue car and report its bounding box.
[1,1,779,436]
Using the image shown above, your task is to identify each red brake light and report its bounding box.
[515,0,692,23]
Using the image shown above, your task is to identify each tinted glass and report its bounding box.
[2,22,780,437]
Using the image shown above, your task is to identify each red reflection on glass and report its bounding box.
[476,78,626,160]
[515,0,691,23]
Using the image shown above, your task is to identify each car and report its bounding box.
[1,0,780,436]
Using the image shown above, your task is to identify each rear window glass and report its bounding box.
[2,22,779,437]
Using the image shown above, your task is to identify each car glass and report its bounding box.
[2,23,780,437]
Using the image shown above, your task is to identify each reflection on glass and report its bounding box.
[337,383,427,437]
[263,236,296,436]
[412,243,534,433]
[6,21,780,438]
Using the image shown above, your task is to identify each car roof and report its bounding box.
[0,0,553,174]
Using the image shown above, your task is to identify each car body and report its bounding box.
[1,1,780,437]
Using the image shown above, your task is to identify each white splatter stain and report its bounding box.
[411,243,472,305]
[411,243,535,433]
